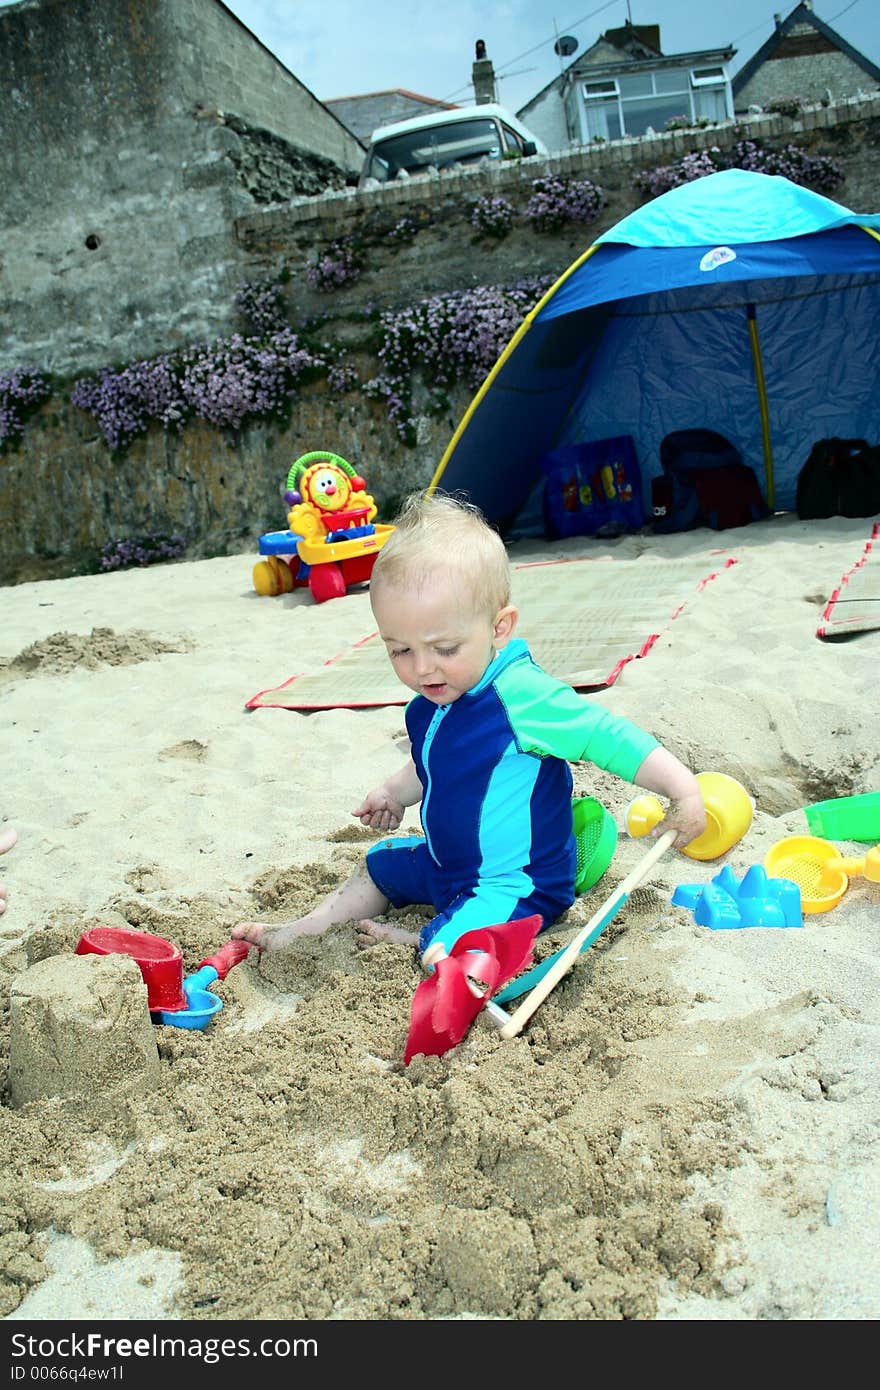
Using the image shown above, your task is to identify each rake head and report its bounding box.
[403,915,542,1064]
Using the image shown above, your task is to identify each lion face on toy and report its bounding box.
[303,465,352,513]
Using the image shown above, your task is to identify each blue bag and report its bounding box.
[541,436,644,539]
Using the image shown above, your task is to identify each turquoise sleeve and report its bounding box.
[495,661,659,782]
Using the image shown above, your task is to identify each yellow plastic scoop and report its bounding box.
[763,836,880,914]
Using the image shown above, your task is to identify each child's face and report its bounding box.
[372,575,517,705]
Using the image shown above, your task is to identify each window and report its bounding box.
[582,80,622,141]
[618,73,654,97]
[580,65,729,139]
[365,117,504,181]
[691,65,725,86]
[500,123,524,155]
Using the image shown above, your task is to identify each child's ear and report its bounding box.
[494,605,519,648]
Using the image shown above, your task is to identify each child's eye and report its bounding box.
[436,646,459,657]
[390,647,410,659]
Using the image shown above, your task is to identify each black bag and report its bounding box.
[653,429,769,533]
[796,438,880,520]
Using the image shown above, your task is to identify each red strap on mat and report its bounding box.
[403,915,542,1064]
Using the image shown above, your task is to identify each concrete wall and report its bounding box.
[177,0,363,169]
[3,92,880,584]
[0,0,363,377]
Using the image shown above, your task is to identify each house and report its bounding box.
[732,2,880,113]
[517,20,734,152]
[326,90,457,145]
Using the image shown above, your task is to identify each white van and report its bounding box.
[359,103,548,187]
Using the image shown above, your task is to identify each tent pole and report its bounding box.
[427,245,602,497]
[746,303,774,510]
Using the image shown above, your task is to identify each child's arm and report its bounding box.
[352,757,423,832]
[633,747,706,849]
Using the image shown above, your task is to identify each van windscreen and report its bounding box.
[365,117,503,182]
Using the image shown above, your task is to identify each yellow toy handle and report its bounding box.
[835,846,880,882]
[625,795,665,838]
[625,772,754,861]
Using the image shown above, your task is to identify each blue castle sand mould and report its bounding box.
[672,864,802,930]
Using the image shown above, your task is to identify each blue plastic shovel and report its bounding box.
[151,940,251,1030]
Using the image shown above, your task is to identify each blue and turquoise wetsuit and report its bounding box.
[365,637,659,956]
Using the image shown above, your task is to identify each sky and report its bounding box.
[0,1,877,116]
[215,0,879,114]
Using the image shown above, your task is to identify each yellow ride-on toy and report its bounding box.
[253,451,394,603]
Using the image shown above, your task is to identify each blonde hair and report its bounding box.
[371,491,511,617]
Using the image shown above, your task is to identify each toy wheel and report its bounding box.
[309,563,347,603]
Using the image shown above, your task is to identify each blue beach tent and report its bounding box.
[429,169,880,532]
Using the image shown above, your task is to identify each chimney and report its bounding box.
[472,39,497,104]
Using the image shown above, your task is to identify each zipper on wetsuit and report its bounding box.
[420,704,449,861]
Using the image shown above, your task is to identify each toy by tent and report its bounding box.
[428,169,880,534]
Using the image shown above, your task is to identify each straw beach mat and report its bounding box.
[246,552,738,711]
[817,520,880,639]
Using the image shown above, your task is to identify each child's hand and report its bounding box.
[352,787,405,832]
[658,793,707,851]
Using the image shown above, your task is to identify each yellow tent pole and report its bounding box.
[427,243,602,496]
[746,304,774,511]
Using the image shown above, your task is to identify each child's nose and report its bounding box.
[414,650,437,678]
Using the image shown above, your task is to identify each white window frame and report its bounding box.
[690,66,725,87]
[582,80,619,99]
[580,66,730,139]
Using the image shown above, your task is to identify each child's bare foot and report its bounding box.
[230,918,328,952]
[355,919,420,950]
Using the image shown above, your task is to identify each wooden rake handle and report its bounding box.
[492,830,677,1041]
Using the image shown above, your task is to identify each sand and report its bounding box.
[1,512,878,1323]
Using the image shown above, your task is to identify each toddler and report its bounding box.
[232,492,705,967]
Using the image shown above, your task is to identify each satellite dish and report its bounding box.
[554,35,578,57]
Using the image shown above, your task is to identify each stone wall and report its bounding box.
[0,0,364,378]
[3,92,880,585]
[236,92,880,325]
[734,15,880,113]
[737,51,878,114]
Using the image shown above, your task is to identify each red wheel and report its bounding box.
[308,563,347,603]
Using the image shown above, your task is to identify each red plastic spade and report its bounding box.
[403,914,541,1065]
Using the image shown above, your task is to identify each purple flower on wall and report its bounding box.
[522,176,605,233]
[364,276,554,443]
[72,330,324,451]
[234,280,288,335]
[305,237,364,291]
[100,532,187,571]
[470,195,515,239]
[632,137,843,198]
[0,367,51,449]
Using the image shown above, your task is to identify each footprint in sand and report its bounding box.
[158,739,208,763]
